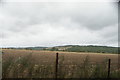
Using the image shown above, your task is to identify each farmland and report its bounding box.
[2,49,119,78]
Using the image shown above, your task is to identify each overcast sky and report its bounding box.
[0,0,118,47]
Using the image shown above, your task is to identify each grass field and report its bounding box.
[2,49,119,78]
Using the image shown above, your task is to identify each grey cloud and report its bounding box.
[0,1,118,47]
[98,24,118,38]
[1,2,118,30]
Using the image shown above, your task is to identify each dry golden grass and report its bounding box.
[2,49,118,64]
[2,49,119,78]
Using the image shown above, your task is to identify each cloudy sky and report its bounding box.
[0,0,118,47]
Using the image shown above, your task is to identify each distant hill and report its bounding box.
[3,45,119,54]
[24,47,48,50]
[44,45,119,54]
[3,47,47,50]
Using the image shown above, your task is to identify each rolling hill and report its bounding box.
[3,45,119,54]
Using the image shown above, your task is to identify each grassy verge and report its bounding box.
[2,53,119,78]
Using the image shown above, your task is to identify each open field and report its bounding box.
[2,49,119,78]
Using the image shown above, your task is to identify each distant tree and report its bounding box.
[43,48,46,50]
[50,47,58,51]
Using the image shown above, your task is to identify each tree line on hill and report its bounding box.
[2,45,119,54]
[47,45,119,54]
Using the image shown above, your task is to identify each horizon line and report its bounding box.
[0,44,118,48]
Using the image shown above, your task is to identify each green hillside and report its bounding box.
[4,45,119,54]
[45,45,119,54]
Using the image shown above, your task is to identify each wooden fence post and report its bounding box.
[107,59,111,78]
[55,53,59,79]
